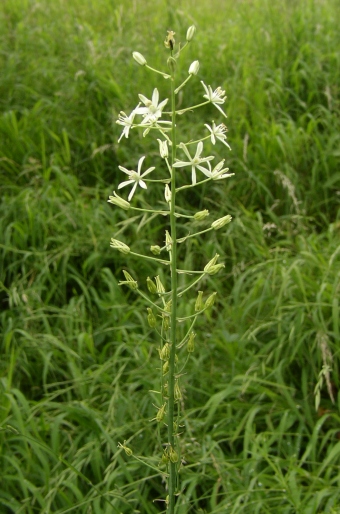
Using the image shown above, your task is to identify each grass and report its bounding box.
[1,0,340,512]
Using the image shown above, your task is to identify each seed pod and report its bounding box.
[187,332,196,353]
[159,342,170,361]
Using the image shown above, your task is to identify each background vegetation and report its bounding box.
[1,0,340,512]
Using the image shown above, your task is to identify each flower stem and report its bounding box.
[167,58,178,514]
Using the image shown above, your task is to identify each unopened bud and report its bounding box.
[156,403,166,422]
[157,139,169,159]
[186,25,196,42]
[206,263,225,275]
[174,380,182,401]
[163,382,168,397]
[118,441,133,456]
[189,60,200,75]
[150,245,161,255]
[161,449,170,464]
[205,292,217,309]
[162,314,169,331]
[118,270,138,290]
[108,191,130,210]
[146,277,157,294]
[165,230,172,251]
[163,360,169,375]
[110,238,130,254]
[132,51,147,66]
[159,342,170,361]
[165,184,171,203]
[187,332,196,353]
[211,214,232,230]
[155,276,165,295]
[167,56,176,74]
[194,209,209,220]
[169,446,179,463]
[147,308,157,328]
[204,253,220,273]
[195,291,204,311]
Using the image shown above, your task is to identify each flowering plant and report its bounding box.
[109,26,233,513]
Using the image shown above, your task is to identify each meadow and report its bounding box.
[1,0,340,512]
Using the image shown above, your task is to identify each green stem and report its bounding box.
[167,58,178,514]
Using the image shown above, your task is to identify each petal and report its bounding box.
[118,179,134,189]
[214,104,228,118]
[138,94,149,105]
[191,166,197,185]
[137,155,146,174]
[128,182,138,201]
[152,88,159,106]
[141,166,155,177]
[139,180,147,189]
[195,141,203,158]
[179,143,192,161]
[118,166,131,175]
[173,160,191,168]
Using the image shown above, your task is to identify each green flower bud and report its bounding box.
[157,139,169,159]
[211,214,232,230]
[118,441,133,456]
[147,308,157,328]
[156,403,166,422]
[206,263,225,275]
[110,238,130,254]
[162,360,169,375]
[194,209,209,220]
[162,314,169,331]
[161,449,170,465]
[107,192,130,210]
[195,291,204,311]
[150,245,161,255]
[187,332,196,353]
[169,446,179,463]
[118,270,138,290]
[165,230,172,251]
[167,56,177,74]
[165,184,171,203]
[159,342,170,361]
[186,25,196,42]
[155,276,165,295]
[163,381,168,397]
[204,253,220,273]
[205,292,217,309]
[146,277,157,294]
[174,380,182,401]
[132,51,147,66]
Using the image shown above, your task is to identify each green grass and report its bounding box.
[1,0,340,512]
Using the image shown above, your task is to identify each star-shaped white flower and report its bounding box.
[204,159,234,180]
[173,142,214,185]
[118,156,155,201]
[135,88,168,125]
[201,81,227,118]
[116,107,139,142]
[205,121,231,150]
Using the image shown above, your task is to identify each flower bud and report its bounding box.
[211,214,232,230]
[108,191,130,210]
[157,139,168,159]
[119,270,138,290]
[165,184,171,203]
[147,308,157,328]
[194,209,209,221]
[165,230,172,251]
[159,342,170,361]
[156,403,166,422]
[206,263,225,275]
[174,380,182,401]
[146,277,157,294]
[163,382,168,397]
[204,253,220,273]
[132,51,147,66]
[186,25,196,42]
[118,441,133,456]
[167,56,176,74]
[161,449,170,464]
[155,276,165,295]
[205,292,217,309]
[110,238,130,254]
[162,360,169,375]
[150,245,161,255]
[195,291,203,311]
[188,60,200,76]
[187,332,196,353]
[169,446,179,463]
[162,314,169,331]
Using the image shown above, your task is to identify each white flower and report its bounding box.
[173,142,214,185]
[201,81,228,118]
[204,159,234,180]
[116,107,138,142]
[205,121,231,150]
[135,88,168,125]
[118,156,155,201]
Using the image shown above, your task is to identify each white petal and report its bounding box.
[137,156,146,174]
[139,180,147,189]
[152,88,159,106]
[118,166,131,175]
[118,179,134,189]
[128,182,138,201]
